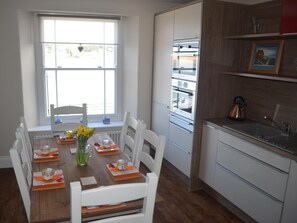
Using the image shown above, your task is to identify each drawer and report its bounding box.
[164,139,191,177]
[214,164,283,223]
[217,142,288,201]
[219,131,290,172]
[169,122,193,152]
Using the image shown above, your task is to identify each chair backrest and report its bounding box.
[135,128,166,178]
[15,127,32,170]
[10,138,32,221]
[50,103,87,133]
[119,111,146,163]
[71,172,158,223]
[19,116,32,150]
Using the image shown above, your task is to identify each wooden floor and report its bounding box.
[0,160,243,223]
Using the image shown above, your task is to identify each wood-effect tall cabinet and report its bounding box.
[152,0,237,189]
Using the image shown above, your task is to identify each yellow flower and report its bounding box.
[73,125,95,142]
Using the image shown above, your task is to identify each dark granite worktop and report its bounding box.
[204,118,297,161]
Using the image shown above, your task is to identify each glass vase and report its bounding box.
[75,142,90,166]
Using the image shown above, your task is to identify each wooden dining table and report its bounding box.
[30,134,146,223]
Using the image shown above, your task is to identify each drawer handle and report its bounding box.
[169,140,191,155]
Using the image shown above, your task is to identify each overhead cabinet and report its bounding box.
[173,2,202,40]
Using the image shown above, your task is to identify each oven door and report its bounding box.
[171,85,196,121]
[172,53,199,82]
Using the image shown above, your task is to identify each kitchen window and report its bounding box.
[36,15,121,124]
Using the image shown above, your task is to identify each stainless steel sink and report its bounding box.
[224,122,297,154]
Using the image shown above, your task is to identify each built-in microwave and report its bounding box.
[172,40,199,82]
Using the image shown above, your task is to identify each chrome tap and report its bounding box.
[281,120,293,136]
[264,116,292,136]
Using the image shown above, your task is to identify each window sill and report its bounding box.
[28,122,123,134]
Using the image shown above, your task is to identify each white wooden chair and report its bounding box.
[119,111,146,163]
[10,138,32,221]
[135,128,166,177]
[19,116,32,150]
[50,103,87,134]
[15,127,32,170]
[70,172,158,223]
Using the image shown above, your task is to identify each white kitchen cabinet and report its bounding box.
[152,11,173,105]
[215,164,283,223]
[151,11,173,139]
[173,2,202,40]
[164,122,193,177]
[166,140,192,177]
[217,141,288,201]
[214,130,290,223]
[151,102,170,138]
[199,124,218,188]
[281,160,297,223]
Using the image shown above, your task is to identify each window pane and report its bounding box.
[43,43,56,68]
[55,43,104,68]
[45,70,57,116]
[105,45,117,68]
[105,70,115,114]
[45,70,116,116]
[55,20,105,43]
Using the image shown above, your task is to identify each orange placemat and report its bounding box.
[82,203,127,214]
[97,150,122,156]
[33,156,59,163]
[106,164,142,181]
[56,137,76,145]
[32,182,65,191]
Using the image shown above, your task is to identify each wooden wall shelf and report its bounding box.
[224,32,297,40]
[222,71,297,83]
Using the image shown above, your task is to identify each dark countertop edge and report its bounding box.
[204,118,297,161]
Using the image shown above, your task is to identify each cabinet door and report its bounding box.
[199,124,218,188]
[152,11,173,105]
[174,2,202,40]
[165,139,192,177]
[280,0,297,34]
[151,101,169,139]
[281,160,297,223]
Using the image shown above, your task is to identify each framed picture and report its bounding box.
[248,40,284,75]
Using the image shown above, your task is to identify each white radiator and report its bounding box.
[105,130,122,144]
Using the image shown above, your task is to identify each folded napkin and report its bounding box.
[110,165,137,172]
[33,173,64,183]
[56,137,76,144]
[34,150,59,157]
[94,143,119,150]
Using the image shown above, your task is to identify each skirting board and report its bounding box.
[0,156,12,168]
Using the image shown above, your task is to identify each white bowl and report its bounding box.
[42,168,55,180]
[40,145,51,155]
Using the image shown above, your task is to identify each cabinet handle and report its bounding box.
[169,140,191,155]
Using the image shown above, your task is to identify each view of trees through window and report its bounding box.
[39,16,119,117]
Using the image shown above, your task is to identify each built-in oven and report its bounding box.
[172,40,199,82]
[170,78,196,132]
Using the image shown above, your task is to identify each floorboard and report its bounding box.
[0,160,243,223]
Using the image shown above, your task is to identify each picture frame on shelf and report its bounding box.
[248,40,284,75]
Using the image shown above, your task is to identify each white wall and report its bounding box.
[0,0,183,158]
